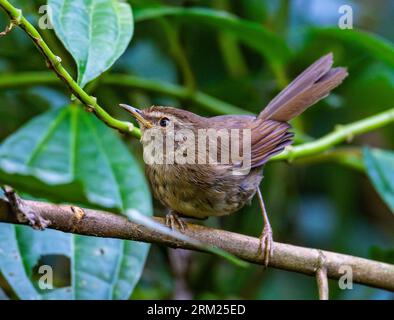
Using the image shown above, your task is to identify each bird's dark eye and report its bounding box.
[159,117,170,127]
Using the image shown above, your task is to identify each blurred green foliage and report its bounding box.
[0,0,393,300]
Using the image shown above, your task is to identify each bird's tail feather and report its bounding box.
[259,53,348,122]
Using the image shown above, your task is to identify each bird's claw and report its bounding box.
[165,211,187,232]
[258,224,274,267]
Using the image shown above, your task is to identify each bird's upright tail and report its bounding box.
[259,53,348,122]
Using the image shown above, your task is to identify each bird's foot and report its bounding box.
[165,211,187,232]
[2,185,50,230]
[258,224,274,267]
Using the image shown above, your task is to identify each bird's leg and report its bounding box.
[256,188,274,267]
[165,210,187,232]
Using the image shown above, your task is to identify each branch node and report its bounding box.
[1,185,50,230]
[284,145,295,163]
[54,55,62,66]
[334,124,353,142]
[70,206,85,232]
[14,8,22,24]
[85,97,97,112]
[127,122,135,132]
[85,105,95,113]
[33,36,42,44]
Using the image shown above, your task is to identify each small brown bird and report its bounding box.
[120,53,347,266]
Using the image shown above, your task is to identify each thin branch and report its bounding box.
[292,147,365,171]
[0,0,139,138]
[0,197,393,292]
[272,108,394,162]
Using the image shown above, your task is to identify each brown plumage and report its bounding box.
[120,53,348,266]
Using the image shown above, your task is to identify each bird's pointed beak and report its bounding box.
[119,104,152,128]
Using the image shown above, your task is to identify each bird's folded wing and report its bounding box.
[249,119,293,168]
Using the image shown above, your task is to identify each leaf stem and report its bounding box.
[159,19,196,91]
[214,0,248,78]
[291,147,365,171]
[0,0,140,138]
[272,108,394,161]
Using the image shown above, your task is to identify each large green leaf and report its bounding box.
[363,148,394,213]
[0,106,152,299]
[0,106,150,211]
[0,224,72,299]
[134,6,291,65]
[0,225,41,300]
[49,0,134,87]
[310,28,394,68]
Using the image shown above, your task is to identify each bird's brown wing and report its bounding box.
[207,115,293,169]
[248,119,293,168]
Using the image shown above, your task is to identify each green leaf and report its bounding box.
[0,224,73,299]
[0,224,41,300]
[363,148,394,213]
[49,0,134,87]
[134,6,291,66]
[310,28,394,68]
[0,106,152,299]
[72,235,149,299]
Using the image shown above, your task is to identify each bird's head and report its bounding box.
[120,104,202,143]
